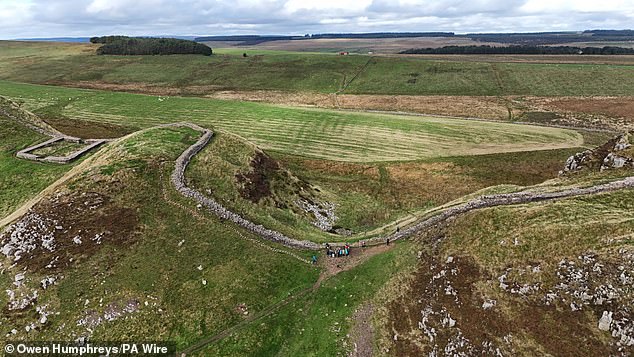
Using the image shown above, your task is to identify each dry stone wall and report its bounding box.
[172,123,634,251]
[379,176,634,245]
[17,138,108,164]
[168,123,322,250]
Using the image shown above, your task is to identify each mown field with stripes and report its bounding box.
[0,80,583,162]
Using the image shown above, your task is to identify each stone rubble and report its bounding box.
[1,212,58,261]
[497,251,634,351]
[296,199,337,231]
[77,299,140,331]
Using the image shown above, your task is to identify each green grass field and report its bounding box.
[0,113,74,222]
[347,59,634,96]
[2,40,633,356]
[194,241,415,356]
[2,41,634,96]
[0,80,582,162]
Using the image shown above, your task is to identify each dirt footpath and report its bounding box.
[318,244,394,284]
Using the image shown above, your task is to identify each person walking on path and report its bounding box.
[312,255,317,264]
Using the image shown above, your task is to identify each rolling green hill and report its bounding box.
[0,125,320,350]
[378,173,634,356]
[2,41,634,96]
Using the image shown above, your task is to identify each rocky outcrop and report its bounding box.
[561,132,634,174]
[599,311,613,331]
[602,153,634,172]
[296,199,337,231]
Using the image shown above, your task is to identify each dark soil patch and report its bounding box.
[42,116,135,139]
[9,191,139,273]
[235,151,280,202]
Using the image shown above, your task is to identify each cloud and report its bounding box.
[0,0,33,27]
[1,0,633,39]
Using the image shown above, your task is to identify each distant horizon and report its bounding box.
[2,0,633,40]
[11,29,634,42]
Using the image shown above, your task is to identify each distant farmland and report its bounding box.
[1,41,634,97]
[0,80,582,162]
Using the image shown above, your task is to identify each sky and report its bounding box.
[1,0,633,39]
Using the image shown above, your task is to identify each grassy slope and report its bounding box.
[0,126,319,349]
[0,80,582,163]
[2,41,634,96]
[195,241,416,356]
[187,130,339,243]
[348,58,634,96]
[186,127,597,242]
[445,188,634,271]
[0,113,72,222]
[203,167,633,356]
[188,131,585,241]
[376,169,634,356]
[277,147,585,235]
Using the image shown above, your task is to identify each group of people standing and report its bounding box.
[311,227,399,265]
[325,243,351,258]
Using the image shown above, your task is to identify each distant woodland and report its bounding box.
[400,45,634,55]
[91,36,212,56]
[194,30,634,46]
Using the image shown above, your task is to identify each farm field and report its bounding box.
[0,80,583,162]
[201,36,500,53]
[2,41,634,97]
[0,111,74,223]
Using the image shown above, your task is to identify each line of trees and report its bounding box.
[465,31,634,45]
[308,32,455,39]
[91,36,212,56]
[399,45,634,55]
[194,35,301,45]
[194,32,456,45]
